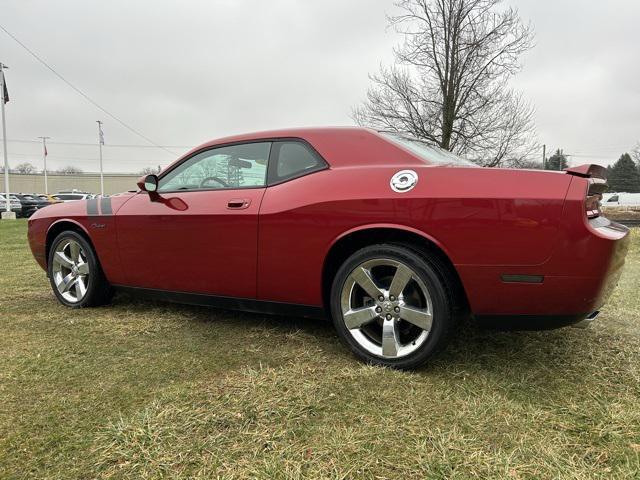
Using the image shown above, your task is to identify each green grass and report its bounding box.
[1,219,639,479]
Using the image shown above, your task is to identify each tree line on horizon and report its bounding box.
[9,163,84,175]
[8,163,164,176]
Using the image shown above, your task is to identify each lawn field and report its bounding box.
[1,220,639,479]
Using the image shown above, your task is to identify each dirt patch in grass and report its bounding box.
[1,220,639,479]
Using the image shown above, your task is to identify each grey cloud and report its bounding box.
[1,0,638,173]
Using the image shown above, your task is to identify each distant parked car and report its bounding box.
[52,192,94,202]
[0,193,22,215]
[37,194,63,204]
[602,192,640,207]
[56,189,93,194]
[11,193,50,217]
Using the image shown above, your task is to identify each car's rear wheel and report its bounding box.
[48,231,112,308]
[330,244,454,369]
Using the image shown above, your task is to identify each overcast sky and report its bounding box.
[1,0,639,173]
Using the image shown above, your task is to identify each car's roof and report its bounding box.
[176,127,426,169]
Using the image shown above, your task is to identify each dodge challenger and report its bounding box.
[27,127,630,368]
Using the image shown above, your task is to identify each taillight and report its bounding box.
[585,194,601,219]
[564,164,608,220]
[586,178,607,219]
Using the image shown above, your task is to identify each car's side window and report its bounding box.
[268,141,327,185]
[158,142,271,193]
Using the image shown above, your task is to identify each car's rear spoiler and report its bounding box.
[564,164,607,180]
[565,164,608,201]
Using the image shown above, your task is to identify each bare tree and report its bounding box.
[353,0,537,167]
[140,165,161,175]
[57,166,83,175]
[13,162,37,174]
[632,142,640,167]
[515,159,543,170]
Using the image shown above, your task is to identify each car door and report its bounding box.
[256,140,330,304]
[115,141,271,298]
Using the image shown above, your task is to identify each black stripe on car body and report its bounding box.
[86,198,99,215]
[100,197,112,215]
[501,274,544,284]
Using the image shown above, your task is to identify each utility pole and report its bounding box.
[37,136,50,194]
[0,61,14,219]
[542,144,546,170]
[96,120,104,196]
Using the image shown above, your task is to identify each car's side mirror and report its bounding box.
[137,174,159,193]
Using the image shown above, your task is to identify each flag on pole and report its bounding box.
[98,122,105,145]
[44,144,48,156]
[1,70,8,104]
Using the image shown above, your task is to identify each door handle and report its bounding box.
[227,198,251,209]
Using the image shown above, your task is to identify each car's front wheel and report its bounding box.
[48,231,113,308]
[330,244,454,369]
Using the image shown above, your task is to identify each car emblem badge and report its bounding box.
[390,170,418,193]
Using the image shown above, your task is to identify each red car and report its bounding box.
[27,127,630,368]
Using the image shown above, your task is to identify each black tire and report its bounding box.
[330,244,455,369]
[47,230,113,308]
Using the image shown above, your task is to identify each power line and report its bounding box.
[0,137,193,149]
[567,143,638,150]
[565,153,624,159]
[7,151,167,164]
[0,23,177,157]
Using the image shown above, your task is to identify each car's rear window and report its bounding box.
[381,132,477,167]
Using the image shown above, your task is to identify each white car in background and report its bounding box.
[0,193,22,214]
[52,191,95,202]
[602,192,640,207]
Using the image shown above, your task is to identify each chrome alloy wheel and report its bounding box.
[340,258,433,359]
[51,239,90,303]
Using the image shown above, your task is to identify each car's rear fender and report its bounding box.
[257,165,573,307]
[321,223,470,314]
[457,174,630,317]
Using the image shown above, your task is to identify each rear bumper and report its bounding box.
[459,216,630,323]
[582,217,630,309]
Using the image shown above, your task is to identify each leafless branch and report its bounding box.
[353,0,537,167]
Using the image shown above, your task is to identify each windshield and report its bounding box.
[381,133,477,167]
